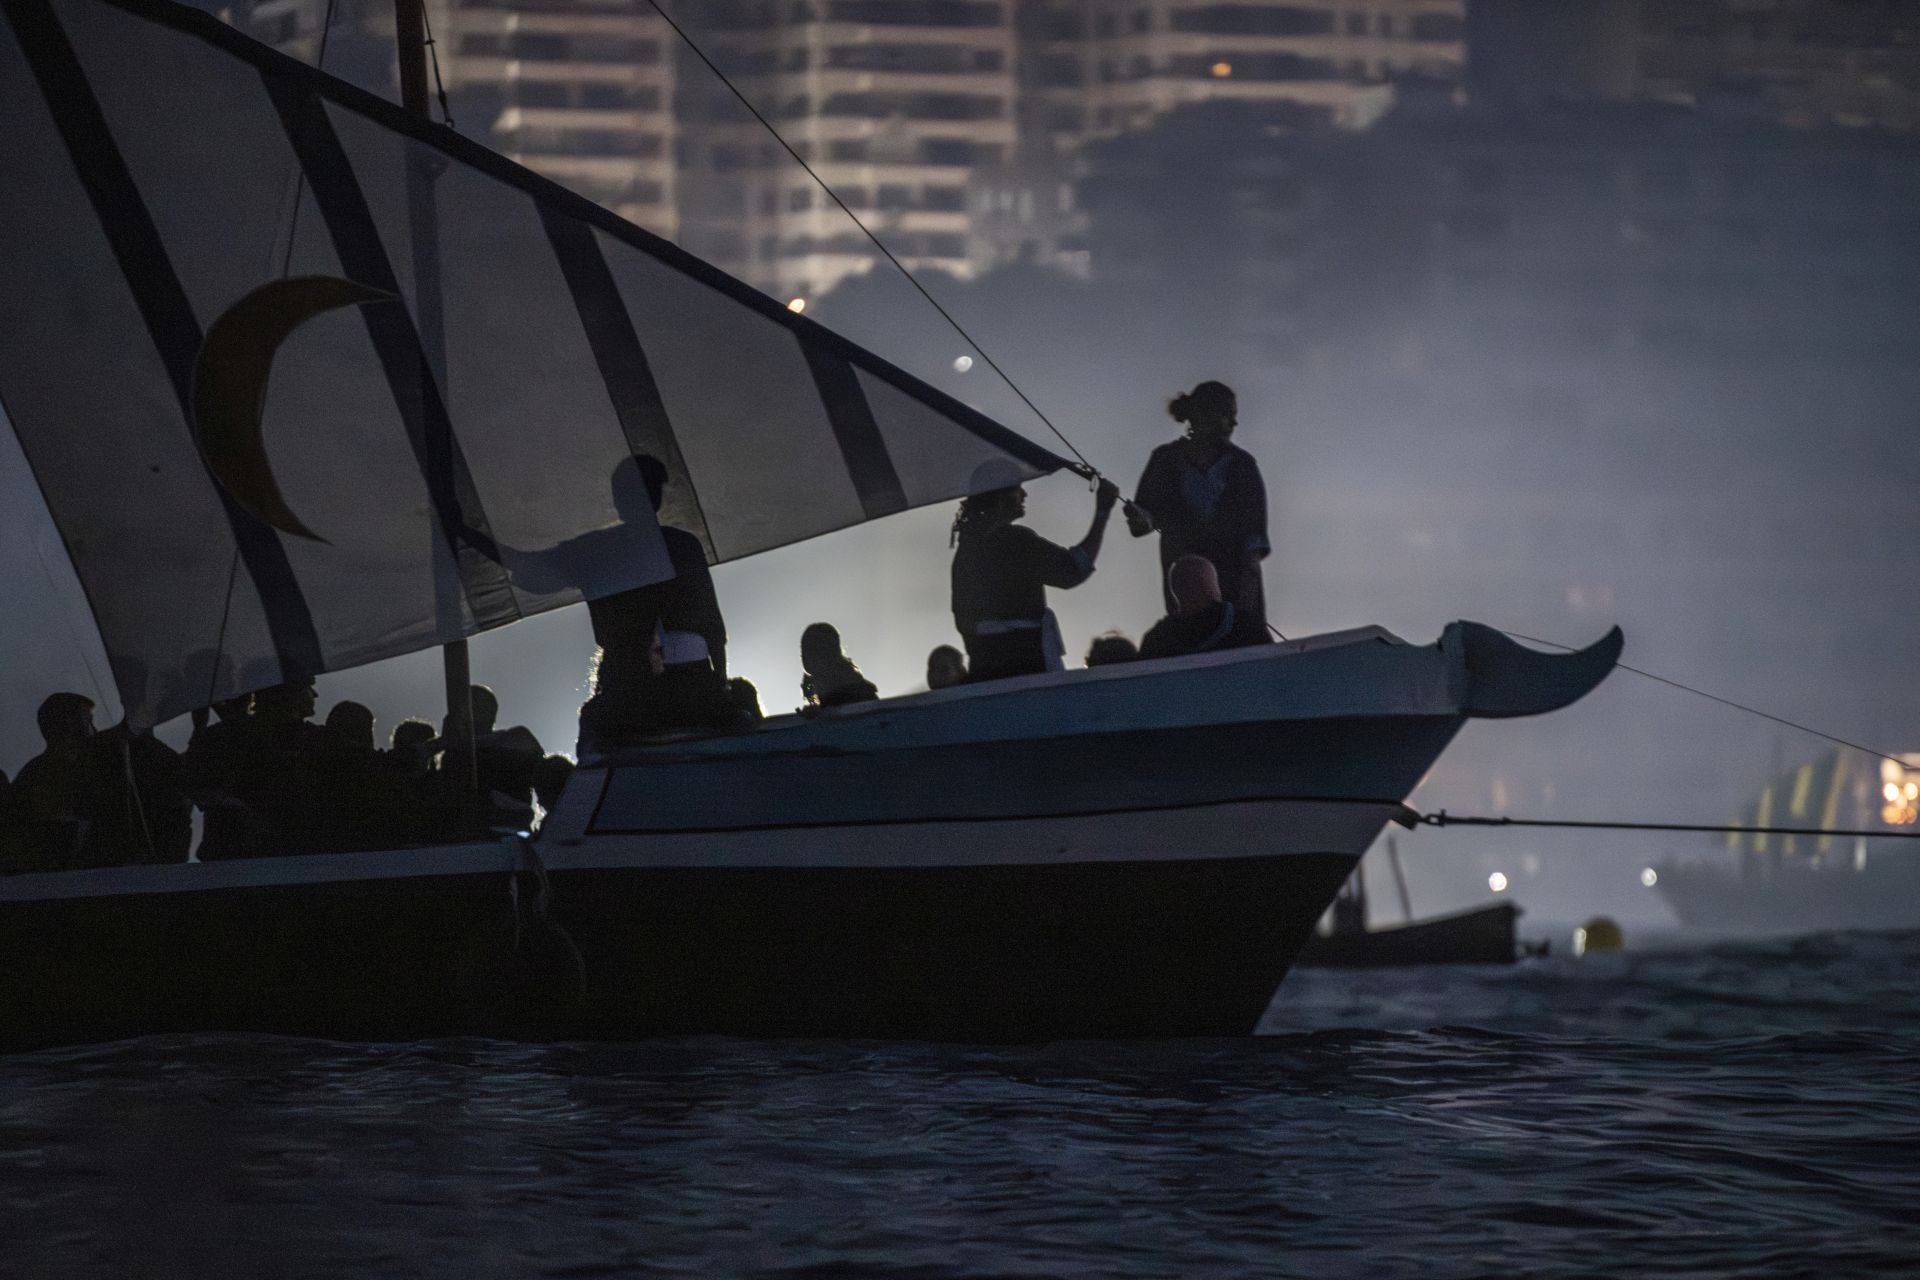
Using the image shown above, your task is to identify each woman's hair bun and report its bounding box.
[1167,392,1193,423]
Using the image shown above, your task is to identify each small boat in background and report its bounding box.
[1297,837,1523,968]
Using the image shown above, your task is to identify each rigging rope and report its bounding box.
[1500,628,1912,773]
[421,2,456,130]
[1412,809,1920,842]
[644,0,1098,478]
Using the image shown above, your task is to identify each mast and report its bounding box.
[393,0,476,793]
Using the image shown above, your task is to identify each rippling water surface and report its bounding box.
[5,930,1919,1278]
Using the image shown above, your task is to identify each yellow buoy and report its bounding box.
[1572,916,1623,957]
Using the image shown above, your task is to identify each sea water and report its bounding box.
[3,930,1917,1278]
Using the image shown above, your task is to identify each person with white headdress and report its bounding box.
[949,459,1119,682]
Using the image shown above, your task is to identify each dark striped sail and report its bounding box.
[0,0,1067,728]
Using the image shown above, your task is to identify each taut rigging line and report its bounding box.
[1500,628,1913,774]
[1409,810,1920,842]
[644,0,1100,480]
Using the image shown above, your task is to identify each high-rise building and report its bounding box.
[676,1,1020,301]
[972,1,1464,279]
[439,0,679,237]
[1019,0,1465,154]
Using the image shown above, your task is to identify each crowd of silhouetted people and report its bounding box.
[2,381,1272,874]
[0,678,571,876]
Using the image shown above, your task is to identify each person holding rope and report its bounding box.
[951,460,1120,682]
[1126,380,1271,625]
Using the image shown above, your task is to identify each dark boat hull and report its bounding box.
[0,623,1623,1047]
[1296,901,1520,968]
[0,850,1354,1050]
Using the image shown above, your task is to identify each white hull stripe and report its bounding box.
[0,799,1390,903]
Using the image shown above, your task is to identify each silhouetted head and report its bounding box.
[1169,554,1222,614]
[390,719,436,753]
[324,700,376,753]
[953,458,1028,543]
[252,678,317,725]
[1085,631,1139,666]
[729,677,764,722]
[36,692,95,747]
[1169,381,1237,443]
[926,644,967,690]
[468,684,499,735]
[609,455,671,524]
[800,622,846,676]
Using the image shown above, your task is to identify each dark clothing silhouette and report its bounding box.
[444,725,548,830]
[951,524,1091,681]
[1139,600,1269,661]
[588,526,726,684]
[1132,441,1269,615]
[184,713,260,860]
[9,746,89,870]
[11,730,190,868]
[803,660,879,708]
[75,729,192,866]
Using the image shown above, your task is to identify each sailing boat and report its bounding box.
[1297,839,1525,969]
[0,0,1622,1047]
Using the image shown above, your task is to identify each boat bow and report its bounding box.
[1444,622,1623,719]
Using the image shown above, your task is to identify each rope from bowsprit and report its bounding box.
[1405,809,1920,842]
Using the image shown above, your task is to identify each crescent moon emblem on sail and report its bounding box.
[190,275,394,543]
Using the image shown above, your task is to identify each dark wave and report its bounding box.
[4,931,1919,1278]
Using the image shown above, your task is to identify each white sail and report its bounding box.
[0,0,1069,728]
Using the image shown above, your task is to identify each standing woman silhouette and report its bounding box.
[1125,380,1270,624]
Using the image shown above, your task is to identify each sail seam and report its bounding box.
[537,205,718,563]
[800,344,910,522]
[262,76,521,633]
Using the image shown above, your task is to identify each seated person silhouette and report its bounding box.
[1084,631,1139,666]
[578,636,668,759]
[184,691,258,861]
[9,693,99,870]
[80,719,192,867]
[15,693,191,869]
[925,644,967,690]
[385,719,439,775]
[800,623,879,708]
[241,676,335,856]
[442,684,550,831]
[729,677,766,723]
[1138,555,1269,661]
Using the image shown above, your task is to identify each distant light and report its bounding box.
[1886,782,1901,802]
[1640,867,1659,888]
[953,355,974,373]
[1488,871,1509,893]
[786,296,806,313]
[1211,60,1232,78]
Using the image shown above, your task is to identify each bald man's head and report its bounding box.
[1168,555,1221,615]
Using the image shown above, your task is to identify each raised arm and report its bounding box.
[1128,449,1173,538]
[1074,478,1121,567]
